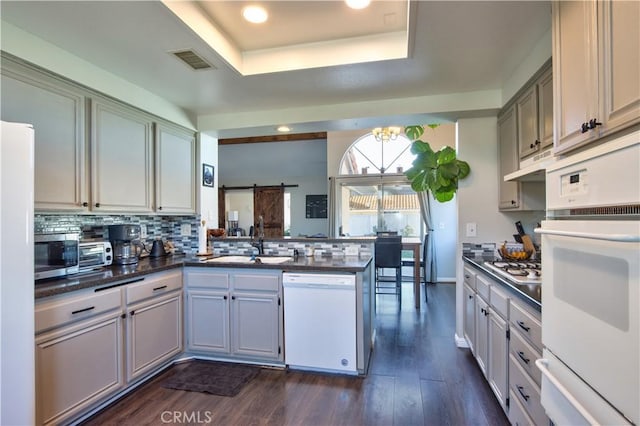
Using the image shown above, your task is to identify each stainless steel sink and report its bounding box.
[205,256,292,264]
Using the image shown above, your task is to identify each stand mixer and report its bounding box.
[108,224,141,265]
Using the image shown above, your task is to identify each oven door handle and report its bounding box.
[534,228,640,243]
[535,358,600,425]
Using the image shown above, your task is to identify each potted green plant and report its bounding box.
[404,124,471,202]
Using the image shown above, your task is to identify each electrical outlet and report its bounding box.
[180,224,191,236]
[466,222,477,237]
[345,246,359,256]
[140,224,147,239]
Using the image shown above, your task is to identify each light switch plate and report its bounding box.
[140,224,147,239]
[466,222,477,237]
[180,223,191,236]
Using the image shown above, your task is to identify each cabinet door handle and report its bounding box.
[530,142,535,149]
[82,202,88,207]
[231,295,236,300]
[588,118,602,129]
[516,385,530,401]
[581,122,590,133]
[517,351,530,364]
[95,202,101,208]
[158,206,163,210]
[517,320,530,332]
[511,200,517,205]
[535,139,541,146]
[468,294,473,299]
[223,295,227,300]
[130,310,135,316]
[153,285,167,292]
[71,306,95,315]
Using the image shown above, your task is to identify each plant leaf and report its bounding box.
[435,189,455,202]
[426,123,440,130]
[404,125,424,141]
[437,146,457,165]
[411,140,433,154]
[438,162,459,179]
[457,160,471,179]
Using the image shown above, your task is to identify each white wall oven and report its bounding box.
[535,131,639,425]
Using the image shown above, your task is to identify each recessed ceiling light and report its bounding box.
[277,125,291,132]
[345,0,370,10]
[242,5,268,24]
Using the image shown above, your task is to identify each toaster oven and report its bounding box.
[78,241,113,272]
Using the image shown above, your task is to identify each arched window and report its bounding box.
[333,131,421,237]
[339,132,415,175]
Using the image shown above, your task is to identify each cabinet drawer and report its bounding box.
[126,270,182,305]
[463,266,476,290]
[509,353,547,426]
[489,284,509,319]
[233,273,279,292]
[510,329,542,386]
[509,388,536,426]
[476,274,491,301]
[510,301,542,351]
[35,287,122,333]
[185,269,229,289]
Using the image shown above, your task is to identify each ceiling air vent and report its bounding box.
[171,49,215,71]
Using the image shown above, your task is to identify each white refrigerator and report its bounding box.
[0,121,35,425]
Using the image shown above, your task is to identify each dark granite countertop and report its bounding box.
[35,254,373,299]
[463,255,541,310]
[183,255,372,272]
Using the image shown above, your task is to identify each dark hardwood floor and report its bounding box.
[81,282,509,426]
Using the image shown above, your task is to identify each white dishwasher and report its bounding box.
[282,272,357,374]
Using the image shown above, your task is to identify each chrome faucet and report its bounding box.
[251,215,265,255]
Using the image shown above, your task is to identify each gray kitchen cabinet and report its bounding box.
[516,67,553,159]
[1,55,88,211]
[552,0,640,154]
[34,288,124,426]
[231,273,281,360]
[498,106,521,210]
[186,290,230,353]
[125,270,183,382]
[91,98,154,213]
[184,268,283,363]
[155,122,196,214]
[463,266,477,354]
[475,293,490,378]
[488,285,510,413]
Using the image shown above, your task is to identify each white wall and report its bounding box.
[199,133,218,227]
[218,139,328,237]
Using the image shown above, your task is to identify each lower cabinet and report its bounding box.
[463,261,545,423]
[185,267,283,363]
[35,312,124,426]
[126,291,182,381]
[34,269,183,425]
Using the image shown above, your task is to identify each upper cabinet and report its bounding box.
[91,98,154,213]
[1,59,88,211]
[155,123,197,214]
[552,0,640,154]
[517,68,553,159]
[0,54,197,215]
[498,106,520,210]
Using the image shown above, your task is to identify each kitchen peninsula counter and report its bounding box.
[35,254,372,299]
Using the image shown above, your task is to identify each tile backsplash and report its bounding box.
[34,214,200,253]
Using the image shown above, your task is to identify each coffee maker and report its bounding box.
[108,224,141,265]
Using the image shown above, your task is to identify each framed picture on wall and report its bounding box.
[202,163,214,187]
[306,194,327,218]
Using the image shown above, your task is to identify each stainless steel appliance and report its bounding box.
[34,233,79,280]
[78,241,112,272]
[534,131,639,425]
[108,224,141,265]
[483,260,541,285]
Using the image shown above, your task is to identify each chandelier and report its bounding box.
[372,126,401,142]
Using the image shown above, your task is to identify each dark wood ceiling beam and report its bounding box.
[219,132,327,145]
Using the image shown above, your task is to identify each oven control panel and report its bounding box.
[560,169,588,197]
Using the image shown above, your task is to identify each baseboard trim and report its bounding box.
[455,333,470,348]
